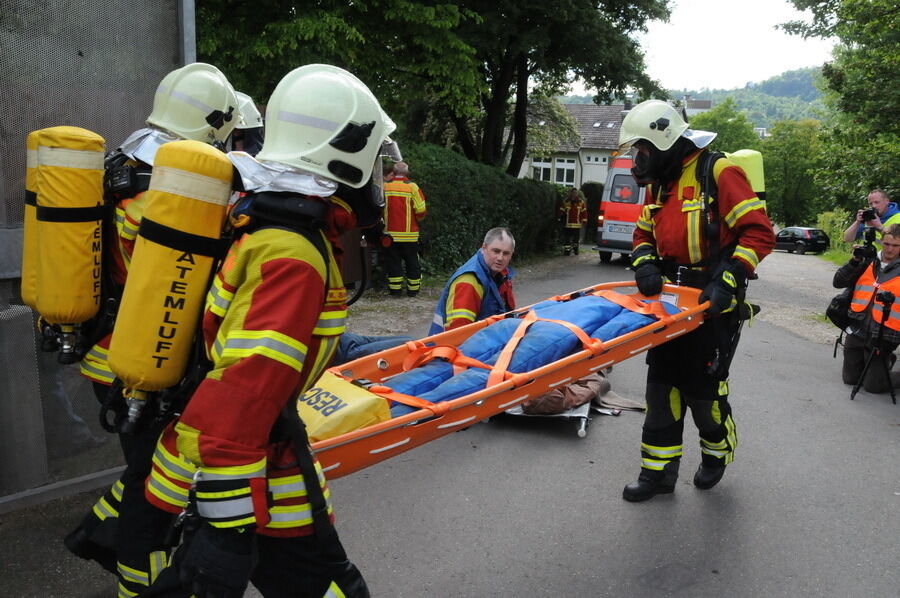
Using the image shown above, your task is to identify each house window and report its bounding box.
[555,158,576,186]
[532,157,552,182]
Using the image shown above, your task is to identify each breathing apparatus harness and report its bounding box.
[239,189,349,559]
[695,150,758,380]
[149,190,348,564]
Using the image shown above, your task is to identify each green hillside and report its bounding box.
[562,67,825,129]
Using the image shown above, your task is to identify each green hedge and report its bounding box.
[816,209,852,253]
[400,142,561,272]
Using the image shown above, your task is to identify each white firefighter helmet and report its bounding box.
[146,63,239,145]
[618,100,691,152]
[255,64,396,189]
[235,92,263,129]
[619,99,717,152]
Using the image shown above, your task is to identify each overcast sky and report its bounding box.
[571,0,836,94]
[637,0,836,91]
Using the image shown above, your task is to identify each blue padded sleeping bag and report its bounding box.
[388,296,679,417]
[386,296,622,398]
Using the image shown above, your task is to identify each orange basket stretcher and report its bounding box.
[311,281,708,479]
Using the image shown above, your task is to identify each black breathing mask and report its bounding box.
[630,137,696,187]
[332,156,385,229]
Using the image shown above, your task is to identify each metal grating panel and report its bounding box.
[0,0,181,256]
[0,1,187,498]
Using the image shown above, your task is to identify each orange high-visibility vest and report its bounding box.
[850,263,900,331]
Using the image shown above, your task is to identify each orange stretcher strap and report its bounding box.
[402,344,498,376]
[486,311,606,388]
[487,311,536,387]
[367,384,452,417]
[592,290,675,325]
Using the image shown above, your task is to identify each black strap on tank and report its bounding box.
[25,191,36,206]
[278,222,343,556]
[697,150,726,270]
[239,190,344,557]
[138,217,230,259]
[281,403,349,562]
[36,203,108,222]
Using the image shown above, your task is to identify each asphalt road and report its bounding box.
[3,248,899,597]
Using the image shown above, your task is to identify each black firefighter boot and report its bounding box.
[64,516,118,575]
[622,461,679,502]
[693,454,727,490]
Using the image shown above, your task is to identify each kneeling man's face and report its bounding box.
[482,237,514,274]
[882,234,900,262]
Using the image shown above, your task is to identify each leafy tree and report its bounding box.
[754,67,823,102]
[783,0,900,206]
[448,0,670,176]
[522,94,581,162]
[762,119,825,226]
[195,1,483,118]
[665,68,826,129]
[558,94,596,105]
[687,98,761,153]
[195,1,667,178]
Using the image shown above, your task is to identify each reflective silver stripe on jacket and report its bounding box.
[196,495,254,520]
[152,445,197,482]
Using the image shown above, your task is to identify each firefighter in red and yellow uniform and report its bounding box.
[64,63,241,597]
[559,188,587,255]
[617,100,774,502]
[382,161,426,296]
[142,64,394,598]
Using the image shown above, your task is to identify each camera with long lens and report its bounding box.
[862,207,878,222]
[853,226,878,260]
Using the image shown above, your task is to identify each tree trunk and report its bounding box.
[480,49,517,166]
[452,113,478,161]
[505,52,529,177]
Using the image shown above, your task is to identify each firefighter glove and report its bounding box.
[634,262,664,297]
[701,260,745,316]
[179,524,256,598]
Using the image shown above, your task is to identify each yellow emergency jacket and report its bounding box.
[147,223,348,537]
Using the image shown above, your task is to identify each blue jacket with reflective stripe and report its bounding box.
[429,250,513,335]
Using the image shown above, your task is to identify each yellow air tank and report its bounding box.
[724,149,765,201]
[20,131,40,310]
[33,126,106,362]
[108,140,232,426]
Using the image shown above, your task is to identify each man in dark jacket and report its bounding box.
[833,223,900,393]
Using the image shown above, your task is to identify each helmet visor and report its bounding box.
[369,155,385,209]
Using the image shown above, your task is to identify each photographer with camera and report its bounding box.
[834,223,900,393]
[842,189,899,248]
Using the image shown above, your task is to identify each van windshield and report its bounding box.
[609,174,640,204]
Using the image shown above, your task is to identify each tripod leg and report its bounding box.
[850,347,878,400]
[875,349,898,404]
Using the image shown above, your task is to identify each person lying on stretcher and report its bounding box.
[401,227,651,417]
